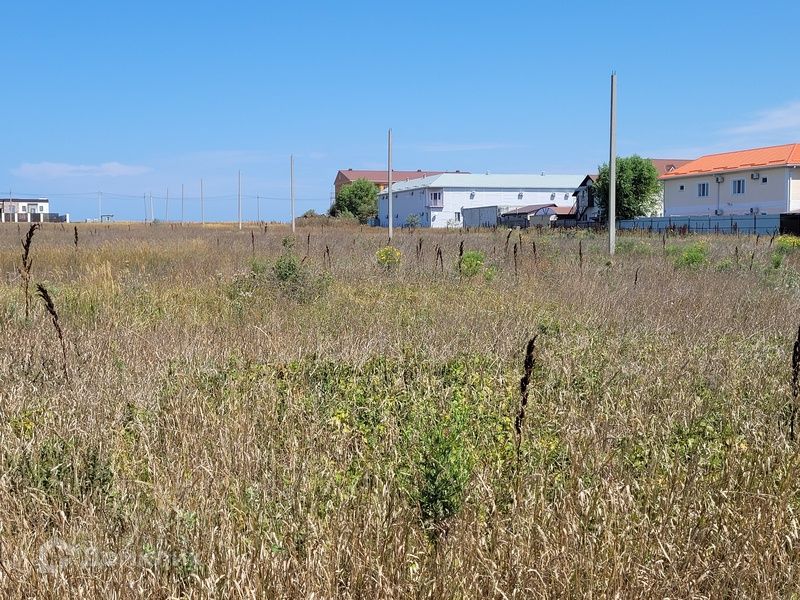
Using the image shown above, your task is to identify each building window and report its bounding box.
[679,185,685,191]
[564,193,569,201]
[428,191,443,208]
[762,177,768,184]
[698,183,709,197]
[455,212,461,222]
[732,179,745,195]
[21,205,26,212]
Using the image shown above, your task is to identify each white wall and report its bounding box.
[663,167,790,216]
[791,167,800,212]
[462,205,520,228]
[377,188,427,227]
[379,187,576,228]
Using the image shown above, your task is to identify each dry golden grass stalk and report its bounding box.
[791,325,800,440]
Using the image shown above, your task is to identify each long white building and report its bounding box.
[377,173,584,228]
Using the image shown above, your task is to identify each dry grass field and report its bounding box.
[1,221,800,597]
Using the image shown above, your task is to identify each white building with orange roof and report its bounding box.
[661,144,800,216]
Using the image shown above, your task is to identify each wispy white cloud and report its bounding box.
[643,100,800,159]
[725,100,800,136]
[12,161,151,178]
[416,142,519,153]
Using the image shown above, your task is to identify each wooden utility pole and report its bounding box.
[388,128,393,241]
[290,155,295,233]
[609,71,617,256]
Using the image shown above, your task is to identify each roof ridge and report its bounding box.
[688,143,798,160]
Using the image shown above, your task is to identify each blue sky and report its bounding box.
[2,1,799,222]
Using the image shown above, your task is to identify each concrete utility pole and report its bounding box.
[200,178,204,225]
[143,193,147,222]
[237,170,242,230]
[290,155,295,233]
[149,192,154,222]
[608,71,617,256]
[388,128,393,241]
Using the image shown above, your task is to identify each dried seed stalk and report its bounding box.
[515,335,538,453]
[36,284,69,381]
[18,224,39,321]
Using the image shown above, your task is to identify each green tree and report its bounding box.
[594,155,661,221]
[330,179,379,223]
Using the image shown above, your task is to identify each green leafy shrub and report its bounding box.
[405,214,421,229]
[9,437,114,511]
[459,250,486,277]
[273,252,302,283]
[672,242,709,269]
[376,246,401,270]
[775,235,800,254]
[406,398,474,540]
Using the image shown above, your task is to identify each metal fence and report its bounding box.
[617,214,779,235]
[0,212,69,224]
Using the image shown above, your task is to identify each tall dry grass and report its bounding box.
[0,222,798,597]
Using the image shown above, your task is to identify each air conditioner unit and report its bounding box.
[749,207,759,214]
[715,175,725,183]
[750,172,761,180]
[714,209,724,215]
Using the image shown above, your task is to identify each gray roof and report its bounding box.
[379,173,585,195]
[502,203,557,216]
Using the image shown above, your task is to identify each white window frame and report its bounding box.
[732,179,745,195]
[698,182,709,197]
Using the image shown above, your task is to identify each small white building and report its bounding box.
[462,205,521,228]
[377,173,584,229]
[0,198,69,223]
[661,144,800,216]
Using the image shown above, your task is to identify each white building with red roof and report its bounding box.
[661,144,800,216]
[334,169,460,195]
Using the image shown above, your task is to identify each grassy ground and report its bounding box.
[1,221,800,597]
